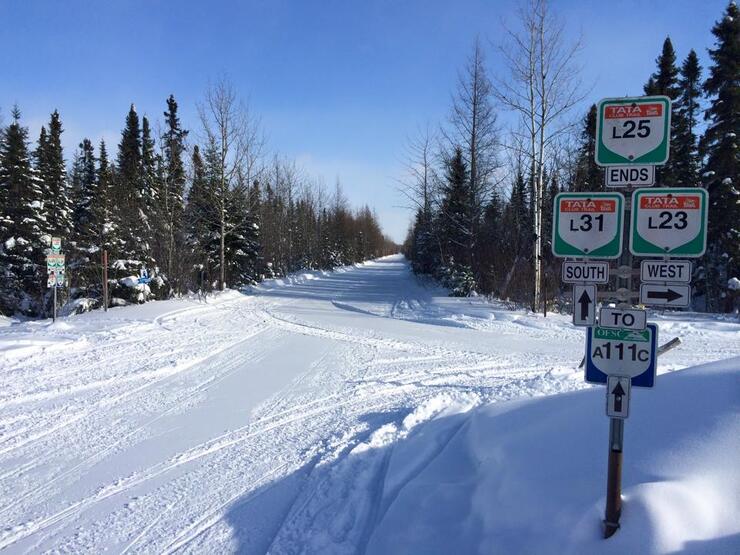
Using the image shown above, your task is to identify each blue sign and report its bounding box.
[585,323,658,388]
[138,268,152,285]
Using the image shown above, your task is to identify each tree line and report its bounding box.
[0,79,397,317]
[403,0,738,312]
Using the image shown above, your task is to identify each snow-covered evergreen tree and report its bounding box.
[36,110,72,238]
[0,107,47,315]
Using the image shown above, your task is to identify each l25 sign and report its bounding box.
[596,96,671,166]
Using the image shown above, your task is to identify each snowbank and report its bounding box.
[368,357,740,555]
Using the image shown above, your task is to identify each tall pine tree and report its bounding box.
[570,105,602,192]
[673,50,703,187]
[36,110,72,238]
[0,107,46,315]
[701,1,740,312]
[644,37,683,186]
[159,95,188,287]
[115,104,145,263]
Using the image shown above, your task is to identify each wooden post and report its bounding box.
[102,249,109,311]
[604,417,624,538]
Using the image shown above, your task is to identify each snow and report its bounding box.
[0,255,738,553]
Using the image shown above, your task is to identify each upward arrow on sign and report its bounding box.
[611,381,625,412]
[579,289,592,321]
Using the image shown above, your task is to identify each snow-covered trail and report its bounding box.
[0,255,737,554]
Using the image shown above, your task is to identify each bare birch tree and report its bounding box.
[197,77,265,290]
[494,0,587,311]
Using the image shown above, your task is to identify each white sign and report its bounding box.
[596,96,671,165]
[606,165,655,187]
[586,324,658,388]
[630,188,708,257]
[640,260,692,283]
[573,284,597,327]
[561,261,610,284]
[607,375,631,419]
[639,284,690,308]
[51,236,62,252]
[552,193,624,258]
[599,307,647,330]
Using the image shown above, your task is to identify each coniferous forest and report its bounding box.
[0,80,397,317]
[403,1,738,312]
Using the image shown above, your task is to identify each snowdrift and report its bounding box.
[368,357,740,555]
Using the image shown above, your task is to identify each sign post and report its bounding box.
[46,251,65,323]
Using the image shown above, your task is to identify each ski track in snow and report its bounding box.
[0,255,737,554]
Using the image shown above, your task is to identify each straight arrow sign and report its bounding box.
[573,284,597,327]
[606,375,631,419]
[639,283,690,308]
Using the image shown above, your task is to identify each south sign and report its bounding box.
[552,192,624,259]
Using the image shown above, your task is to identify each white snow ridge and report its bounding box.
[0,255,738,554]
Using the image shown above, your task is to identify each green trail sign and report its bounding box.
[552,192,624,259]
[630,188,708,257]
[595,96,671,166]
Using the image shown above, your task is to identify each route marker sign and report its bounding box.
[640,260,692,283]
[573,284,597,327]
[606,165,655,188]
[639,283,690,308]
[595,96,671,166]
[46,253,65,270]
[599,307,646,330]
[51,236,62,253]
[552,192,624,258]
[586,323,658,388]
[561,261,610,284]
[606,376,631,419]
[630,188,708,257]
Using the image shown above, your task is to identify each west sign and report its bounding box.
[552,192,624,259]
[595,96,671,166]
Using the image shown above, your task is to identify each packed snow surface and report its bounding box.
[0,255,738,554]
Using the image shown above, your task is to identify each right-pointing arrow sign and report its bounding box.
[640,283,690,308]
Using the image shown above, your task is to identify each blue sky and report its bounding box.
[0,0,730,242]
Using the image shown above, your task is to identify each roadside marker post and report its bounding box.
[553,95,706,539]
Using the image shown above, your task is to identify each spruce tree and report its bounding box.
[0,107,46,315]
[570,105,602,192]
[115,104,144,262]
[160,95,188,285]
[70,138,97,249]
[184,145,213,285]
[95,140,114,251]
[37,111,72,237]
[701,1,740,312]
[644,37,683,186]
[140,116,157,265]
[437,147,475,294]
[673,50,703,187]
